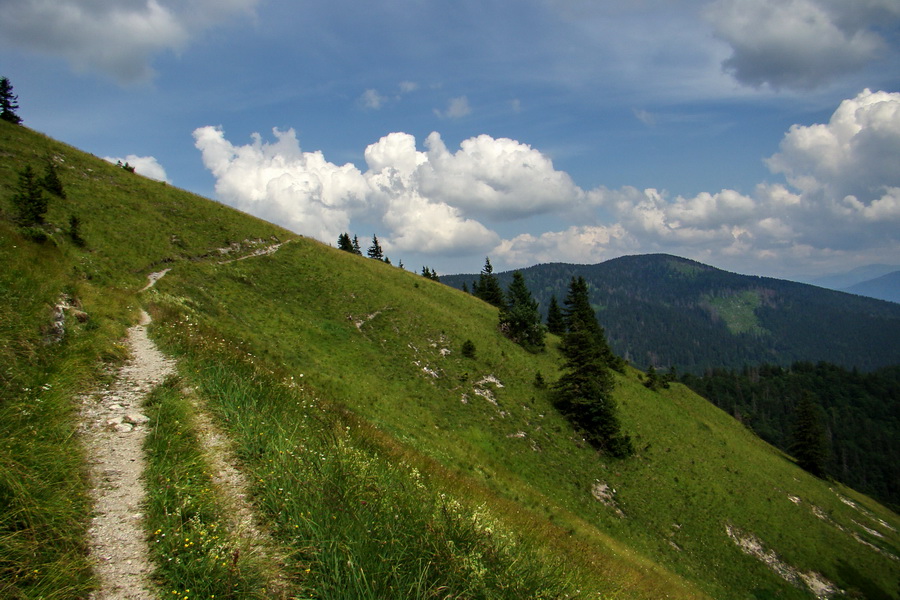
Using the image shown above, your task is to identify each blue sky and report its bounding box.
[2,0,899,280]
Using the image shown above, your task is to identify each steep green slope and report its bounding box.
[146,241,900,599]
[442,255,900,373]
[3,122,899,599]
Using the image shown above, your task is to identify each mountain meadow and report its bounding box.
[2,121,899,599]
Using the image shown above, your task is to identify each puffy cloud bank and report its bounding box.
[0,0,259,82]
[706,0,900,90]
[195,89,900,277]
[193,126,582,254]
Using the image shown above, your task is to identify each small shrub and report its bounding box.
[19,225,48,243]
[461,339,476,359]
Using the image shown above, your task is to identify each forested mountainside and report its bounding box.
[681,362,900,511]
[443,254,900,374]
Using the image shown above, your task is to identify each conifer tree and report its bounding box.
[41,157,66,198]
[11,165,47,226]
[790,392,828,477]
[367,235,384,260]
[337,232,354,252]
[68,214,85,247]
[499,271,545,352]
[0,77,22,124]
[555,276,632,457]
[563,276,625,372]
[643,365,661,390]
[546,295,565,335]
[472,257,505,308]
[351,235,362,255]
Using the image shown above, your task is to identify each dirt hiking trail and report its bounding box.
[81,310,175,599]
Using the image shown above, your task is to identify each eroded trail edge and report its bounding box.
[81,311,175,599]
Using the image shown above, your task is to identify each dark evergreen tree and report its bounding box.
[461,339,476,359]
[546,295,565,335]
[41,157,66,198]
[421,266,440,281]
[555,276,632,457]
[462,282,469,294]
[11,166,48,226]
[337,232,354,252]
[0,77,22,124]
[367,235,384,260]
[499,271,545,352]
[68,214,85,247]
[351,235,362,255]
[563,276,625,371]
[790,392,828,477]
[472,257,505,308]
[643,365,662,390]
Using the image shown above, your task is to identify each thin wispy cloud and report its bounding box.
[434,96,472,119]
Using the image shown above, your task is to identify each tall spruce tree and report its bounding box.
[472,257,505,308]
[351,235,362,255]
[563,276,625,372]
[0,77,22,124]
[11,165,47,226]
[790,392,828,477]
[555,276,632,457]
[546,295,565,335]
[499,271,545,352]
[367,235,384,260]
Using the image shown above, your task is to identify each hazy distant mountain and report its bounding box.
[843,270,900,303]
[443,254,900,373]
[809,263,900,290]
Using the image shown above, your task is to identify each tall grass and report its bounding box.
[142,376,272,599]
[149,308,578,599]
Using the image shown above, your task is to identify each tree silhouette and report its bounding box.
[337,232,354,252]
[0,77,22,124]
[472,257,505,308]
[367,235,384,260]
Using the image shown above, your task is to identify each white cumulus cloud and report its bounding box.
[493,89,900,276]
[0,0,259,83]
[705,0,898,90]
[193,126,370,243]
[193,127,502,254]
[417,132,584,221]
[194,89,900,277]
[103,154,170,182]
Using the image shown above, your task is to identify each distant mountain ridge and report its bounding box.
[443,254,900,373]
[809,263,900,290]
[842,270,900,304]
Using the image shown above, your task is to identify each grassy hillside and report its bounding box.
[2,120,899,599]
[442,255,900,373]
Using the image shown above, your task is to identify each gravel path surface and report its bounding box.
[81,311,175,599]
